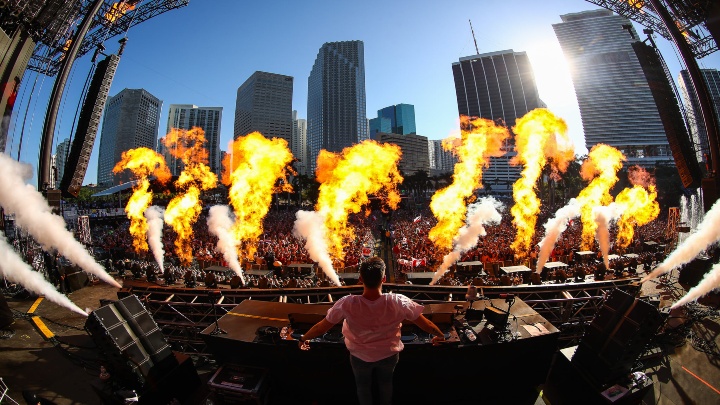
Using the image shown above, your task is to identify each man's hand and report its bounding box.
[431,335,446,346]
[298,339,311,350]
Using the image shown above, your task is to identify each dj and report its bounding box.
[298,256,445,405]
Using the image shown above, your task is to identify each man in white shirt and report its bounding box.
[299,256,445,405]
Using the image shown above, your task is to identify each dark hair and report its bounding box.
[360,257,385,288]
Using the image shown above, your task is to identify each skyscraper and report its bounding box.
[375,132,429,175]
[234,71,293,148]
[452,49,545,192]
[97,88,162,187]
[429,139,458,176]
[369,116,391,140]
[164,104,222,176]
[679,68,720,166]
[553,9,674,167]
[291,110,308,176]
[369,103,417,139]
[55,137,70,185]
[307,40,368,175]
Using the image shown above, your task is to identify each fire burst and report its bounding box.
[316,140,403,260]
[223,132,294,259]
[429,116,508,250]
[113,147,171,253]
[163,127,217,265]
[614,166,659,249]
[577,144,625,250]
[510,109,574,258]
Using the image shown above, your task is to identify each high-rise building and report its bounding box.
[452,49,545,192]
[291,110,308,176]
[553,9,674,167]
[49,154,57,189]
[55,137,70,184]
[369,103,417,140]
[164,104,222,176]
[369,117,391,140]
[679,68,720,166]
[97,89,162,187]
[234,71,293,148]
[375,132,429,175]
[429,139,458,177]
[307,40,368,174]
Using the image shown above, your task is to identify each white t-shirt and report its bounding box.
[325,293,424,362]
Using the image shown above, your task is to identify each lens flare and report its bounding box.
[163,127,217,265]
[429,116,508,250]
[614,166,659,249]
[113,147,171,253]
[576,144,625,250]
[316,140,403,260]
[223,132,294,259]
[510,108,574,258]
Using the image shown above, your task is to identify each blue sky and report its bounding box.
[6,0,720,186]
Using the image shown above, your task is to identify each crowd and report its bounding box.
[10,197,671,291]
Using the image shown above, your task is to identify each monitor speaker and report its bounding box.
[85,295,173,389]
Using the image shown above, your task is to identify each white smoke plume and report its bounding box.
[431,197,503,285]
[0,154,120,288]
[672,261,720,308]
[0,234,86,316]
[536,199,581,273]
[207,205,244,284]
[642,198,720,282]
[145,206,165,272]
[293,210,340,286]
[593,203,623,271]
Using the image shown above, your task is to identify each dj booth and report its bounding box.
[201,297,558,404]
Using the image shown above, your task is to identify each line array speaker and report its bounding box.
[632,41,703,188]
[60,53,119,197]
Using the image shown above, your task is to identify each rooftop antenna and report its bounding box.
[469,19,480,55]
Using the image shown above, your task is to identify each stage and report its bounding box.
[199,298,559,404]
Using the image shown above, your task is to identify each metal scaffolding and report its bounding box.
[0,0,189,76]
[585,0,718,58]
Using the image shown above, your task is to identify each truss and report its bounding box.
[585,0,718,58]
[0,0,189,76]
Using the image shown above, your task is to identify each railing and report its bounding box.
[119,277,641,356]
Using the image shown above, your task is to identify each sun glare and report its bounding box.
[527,42,575,104]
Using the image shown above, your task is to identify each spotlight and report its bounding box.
[204,272,218,289]
[146,267,157,282]
[184,270,196,288]
[229,275,243,289]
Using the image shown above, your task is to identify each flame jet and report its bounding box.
[510,109,574,258]
[113,147,171,253]
[314,140,403,260]
[163,127,217,265]
[0,154,119,288]
[429,116,508,250]
[642,198,720,282]
[576,144,625,250]
[431,198,503,284]
[614,168,660,249]
[222,132,294,259]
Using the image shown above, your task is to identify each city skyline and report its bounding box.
[5,0,720,186]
